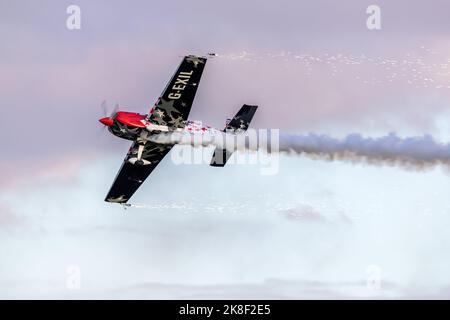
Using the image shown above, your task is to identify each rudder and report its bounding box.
[225,104,258,133]
[210,104,258,167]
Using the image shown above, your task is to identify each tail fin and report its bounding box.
[210,104,258,167]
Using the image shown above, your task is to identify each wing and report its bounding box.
[148,55,207,129]
[105,142,173,203]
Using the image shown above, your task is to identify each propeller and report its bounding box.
[99,100,119,127]
[98,100,119,137]
[101,100,118,118]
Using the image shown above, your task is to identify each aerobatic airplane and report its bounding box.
[99,55,258,204]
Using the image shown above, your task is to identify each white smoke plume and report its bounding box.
[276,132,450,170]
[149,131,450,170]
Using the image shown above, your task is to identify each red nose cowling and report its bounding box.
[99,117,114,126]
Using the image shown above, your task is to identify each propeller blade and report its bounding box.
[101,100,108,117]
[96,123,107,137]
[111,103,119,118]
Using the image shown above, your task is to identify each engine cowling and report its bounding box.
[114,111,147,128]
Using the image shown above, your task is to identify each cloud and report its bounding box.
[0,204,23,228]
[278,204,351,225]
[1,151,450,298]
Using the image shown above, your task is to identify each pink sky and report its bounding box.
[2,0,450,298]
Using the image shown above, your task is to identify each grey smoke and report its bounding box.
[149,131,450,169]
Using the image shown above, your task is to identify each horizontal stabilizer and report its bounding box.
[210,147,233,167]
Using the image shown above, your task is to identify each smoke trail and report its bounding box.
[276,132,450,169]
[149,131,450,170]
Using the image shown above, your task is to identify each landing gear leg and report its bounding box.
[135,143,145,166]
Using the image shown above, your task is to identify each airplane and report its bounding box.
[99,55,258,204]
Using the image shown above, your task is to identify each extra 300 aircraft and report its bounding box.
[99,55,258,204]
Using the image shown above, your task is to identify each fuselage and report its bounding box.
[99,111,221,141]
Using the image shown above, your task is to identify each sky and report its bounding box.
[1,0,450,299]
